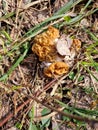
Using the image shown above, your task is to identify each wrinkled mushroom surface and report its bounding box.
[72,38,81,52]
[32,26,81,77]
[32,26,59,62]
[44,61,69,77]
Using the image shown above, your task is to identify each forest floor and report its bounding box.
[0,0,98,130]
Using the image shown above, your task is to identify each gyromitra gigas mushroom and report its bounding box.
[32,26,81,78]
[72,38,81,52]
[32,26,59,62]
[44,61,69,77]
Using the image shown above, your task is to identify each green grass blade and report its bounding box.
[55,99,98,119]
[1,30,12,42]
[24,0,83,37]
[67,14,83,25]
[0,12,15,22]
[54,0,83,16]
[81,61,98,67]
[84,29,98,41]
[80,64,98,82]
[24,14,65,37]
[81,0,92,12]
[0,44,29,81]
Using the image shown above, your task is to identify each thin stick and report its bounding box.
[0,98,31,127]
[23,0,48,10]
[0,79,56,127]
[29,95,98,124]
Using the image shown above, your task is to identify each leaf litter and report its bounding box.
[0,0,98,130]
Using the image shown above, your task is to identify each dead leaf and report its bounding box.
[56,38,71,56]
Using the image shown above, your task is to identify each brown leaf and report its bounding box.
[56,39,71,56]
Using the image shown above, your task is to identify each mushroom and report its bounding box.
[32,26,81,77]
[32,26,59,62]
[72,38,81,52]
[44,61,69,78]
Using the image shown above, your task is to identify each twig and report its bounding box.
[0,79,56,127]
[34,107,65,121]
[36,78,57,96]
[23,0,48,10]
[0,98,31,127]
[29,95,98,124]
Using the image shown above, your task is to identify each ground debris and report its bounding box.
[0,0,98,129]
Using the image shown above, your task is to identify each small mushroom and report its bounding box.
[44,61,69,77]
[72,39,81,52]
[32,26,81,78]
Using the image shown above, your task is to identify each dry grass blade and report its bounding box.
[0,0,98,129]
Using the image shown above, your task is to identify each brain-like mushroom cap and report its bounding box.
[46,26,60,39]
[44,61,69,77]
[72,39,81,52]
[32,26,59,62]
[32,26,81,78]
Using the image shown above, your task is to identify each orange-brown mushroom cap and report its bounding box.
[72,39,81,52]
[32,26,81,78]
[44,61,69,77]
[32,26,59,62]
[46,26,60,39]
